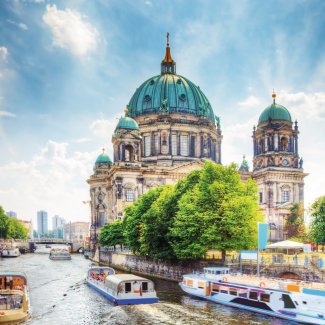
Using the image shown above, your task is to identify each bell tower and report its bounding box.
[252,92,307,242]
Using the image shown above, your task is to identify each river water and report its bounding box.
[0,246,293,325]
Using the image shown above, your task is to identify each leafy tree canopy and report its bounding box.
[170,162,262,261]
[0,206,28,240]
[99,220,125,249]
[285,202,306,241]
[310,196,325,245]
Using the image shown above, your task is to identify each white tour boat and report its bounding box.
[180,267,325,324]
[86,267,159,305]
[1,248,21,258]
[49,248,71,260]
[0,272,30,324]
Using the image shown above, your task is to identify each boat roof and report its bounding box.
[0,272,27,284]
[105,274,152,285]
[204,267,230,271]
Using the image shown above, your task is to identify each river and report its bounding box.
[0,246,294,325]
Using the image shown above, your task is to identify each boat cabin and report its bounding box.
[87,267,115,283]
[105,274,155,297]
[203,267,230,280]
[0,272,27,291]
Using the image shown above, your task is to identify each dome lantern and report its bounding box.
[161,32,176,75]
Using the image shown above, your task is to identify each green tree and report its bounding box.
[170,162,262,262]
[99,220,125,250]
[285,202,306,241]
[123,186,164,254]
[0,206,10,239]
[7,218,29,240]
[309,196,325,246]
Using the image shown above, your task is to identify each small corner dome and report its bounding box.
[258,93,292,124]
[95,152,112,164]
[115,116,139,131]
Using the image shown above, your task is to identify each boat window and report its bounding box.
[229,289,237,296]
[186,279,193,287]
[220,290,228,294]
[125,282,132,293]
[239,292,247,298]
[282,294,296,309]
[216,271,221,275]
[249,291,258,300]
[0,294,22,310]
[142,282,148,292]
[295,301,299,306]
[260,293,270,302]
[198,281,205,289]
[302,301,307,305]
[211,284,219,292]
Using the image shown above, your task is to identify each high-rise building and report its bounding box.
[37,210,48,236]
[6,211,17,218]
[52,215,66,238]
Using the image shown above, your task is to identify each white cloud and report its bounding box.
[0,140,97,224]
[7,19,28,30]
[237,95,261,109]
[0,110,16,118]
[42,5,99,57]
[280,91,325,120]
[0,47,8,62]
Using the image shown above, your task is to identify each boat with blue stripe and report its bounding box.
[180,267,325,324]
[86,267,159,305]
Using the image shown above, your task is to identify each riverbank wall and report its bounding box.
[93,249,210,282]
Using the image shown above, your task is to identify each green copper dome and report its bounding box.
[115,116,139,131]
[127,74,215,123]
[127,35,215,124]
[95,152,112,164]
[258,94,292,124]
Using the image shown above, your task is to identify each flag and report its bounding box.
[258,223,268,250]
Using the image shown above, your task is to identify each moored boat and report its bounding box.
[86,267,159,305]
[180,267,325,324]
[1,249,21,258]
[0,272,30,324]
[49,248,71,260]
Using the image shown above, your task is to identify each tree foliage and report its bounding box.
[99,220,125,249]
[285,202,306,240]
[170,162,262,261]
[0,206,28,240]
[100,162,261,262]
[309,196,325,245]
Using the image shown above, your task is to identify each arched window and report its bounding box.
[125,145,134,162]
[125,189,134,202]
[282,191,290,203]
[281,137,288,151]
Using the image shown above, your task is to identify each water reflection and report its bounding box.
[0,247,294,325]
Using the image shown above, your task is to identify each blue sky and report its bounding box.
[0,0,324,227]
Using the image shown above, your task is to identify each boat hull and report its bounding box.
[0,310,29,325]
[49,256,71,260]
[180,283,325,325]
[87,280,159,305]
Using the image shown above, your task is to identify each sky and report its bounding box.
[0,0,324,229]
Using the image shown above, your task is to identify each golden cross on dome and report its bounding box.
[167,32,170,47]
[272,89,276,103]
[102,147,105,154]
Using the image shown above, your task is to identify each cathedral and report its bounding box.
[87,34,306,246]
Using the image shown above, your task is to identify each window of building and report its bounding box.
[154,135,159,155]
[144,136,151,157]
[171,134,177,155]
[180,135,189,156]
[259,192,263,203]
[282,190,290,202]
[125,190,134,202]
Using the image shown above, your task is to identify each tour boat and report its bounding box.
[180,267,325,324]
[49,248,71,260]
[1,248,21,258]
[86,267,159,305]
[0,272,30,324]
